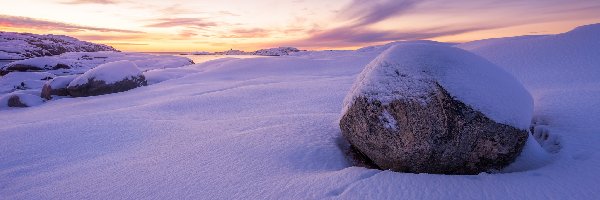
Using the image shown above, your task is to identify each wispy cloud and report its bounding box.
[221,28,270,38]
[299,25,504,47]
[340,0,419,27]
[178,30,197,38]
[60,0,121,4]
[74,34,145,41]
[0,15,142,33]
[144,18,217,29]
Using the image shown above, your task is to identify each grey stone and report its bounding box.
[340,83,528,175]
[67,75,147,97]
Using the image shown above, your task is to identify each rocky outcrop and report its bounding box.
[0,31,117,60]
[340,43,533,175]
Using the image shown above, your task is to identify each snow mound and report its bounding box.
[69,60,143,86]
[344,42,533,129]
[0,72,54,94]
[0,31,116,60]
[0,90,44,109]
[458,23,600,91]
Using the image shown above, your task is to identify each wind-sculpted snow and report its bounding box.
[0,32,117,60]
[0,24,600,199]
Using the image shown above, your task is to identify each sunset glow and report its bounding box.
[1,0,599,52]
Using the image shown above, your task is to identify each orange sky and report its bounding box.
[1,0,599,52]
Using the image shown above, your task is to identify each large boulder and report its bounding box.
[41,75,78,100]
[340,43,533,175]
[67,61,147,97]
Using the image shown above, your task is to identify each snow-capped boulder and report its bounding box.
[1,57,70,75]
[0,31,117,60]
[67,61,147,97]
[41,75,78,100]
[340,43,533,174]
[0,90,44,108]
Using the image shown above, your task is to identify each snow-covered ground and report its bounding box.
[0,52,193,99]
[1,24,600,199]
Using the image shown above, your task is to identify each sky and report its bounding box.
[1,0,599,52]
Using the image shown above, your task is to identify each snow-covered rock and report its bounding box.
[340,43,532,174]
[0,57,70,75]
[253,47,301,56]
[0,72,55,94]
[1,51,194,76]
[0,90,44,108]
[41,75,78,100]
[67,61,147,97]
[0,31,116,60]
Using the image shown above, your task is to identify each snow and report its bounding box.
[4,57,66,70]
[0,72,54,94]
[48,75,78,89]
[344,43,533,129]
[1,24,600,199]
[2,51,194,76]
[0,52,193,101]
[69,60,143,86]
[0,90,44,108]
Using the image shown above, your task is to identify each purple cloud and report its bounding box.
[145,18,217,29]
[0,15,143,33]
[61,0,121,4]
[341,0,419,27]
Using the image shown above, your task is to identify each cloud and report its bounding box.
[178,30,197,38]
[74,34,145,41]
[60,0,121,4]
[0,15,142,33]
[340,0,419,27]
[104,42,148,46]
[287,24,506,48]
[145,18,217,29]
[220,28,270,38]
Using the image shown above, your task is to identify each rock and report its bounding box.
[340,43,533,175]
[0,57,72,75]
[67,61,147,97]
[1,92,44,108]
[41,75,78,99]
[0,31,117,60]
[7,95,27,107]
[253,47,301,56]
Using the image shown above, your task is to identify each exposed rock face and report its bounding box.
[340,43,532,175]
[0,31,117,60]
[66,61,147,97]
[1,61,71,75]
[41,75,78,99]
[341,84,528,174]
[67,76,147,97]
[7,95,28,107]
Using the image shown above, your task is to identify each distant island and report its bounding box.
[184,47,304,56]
